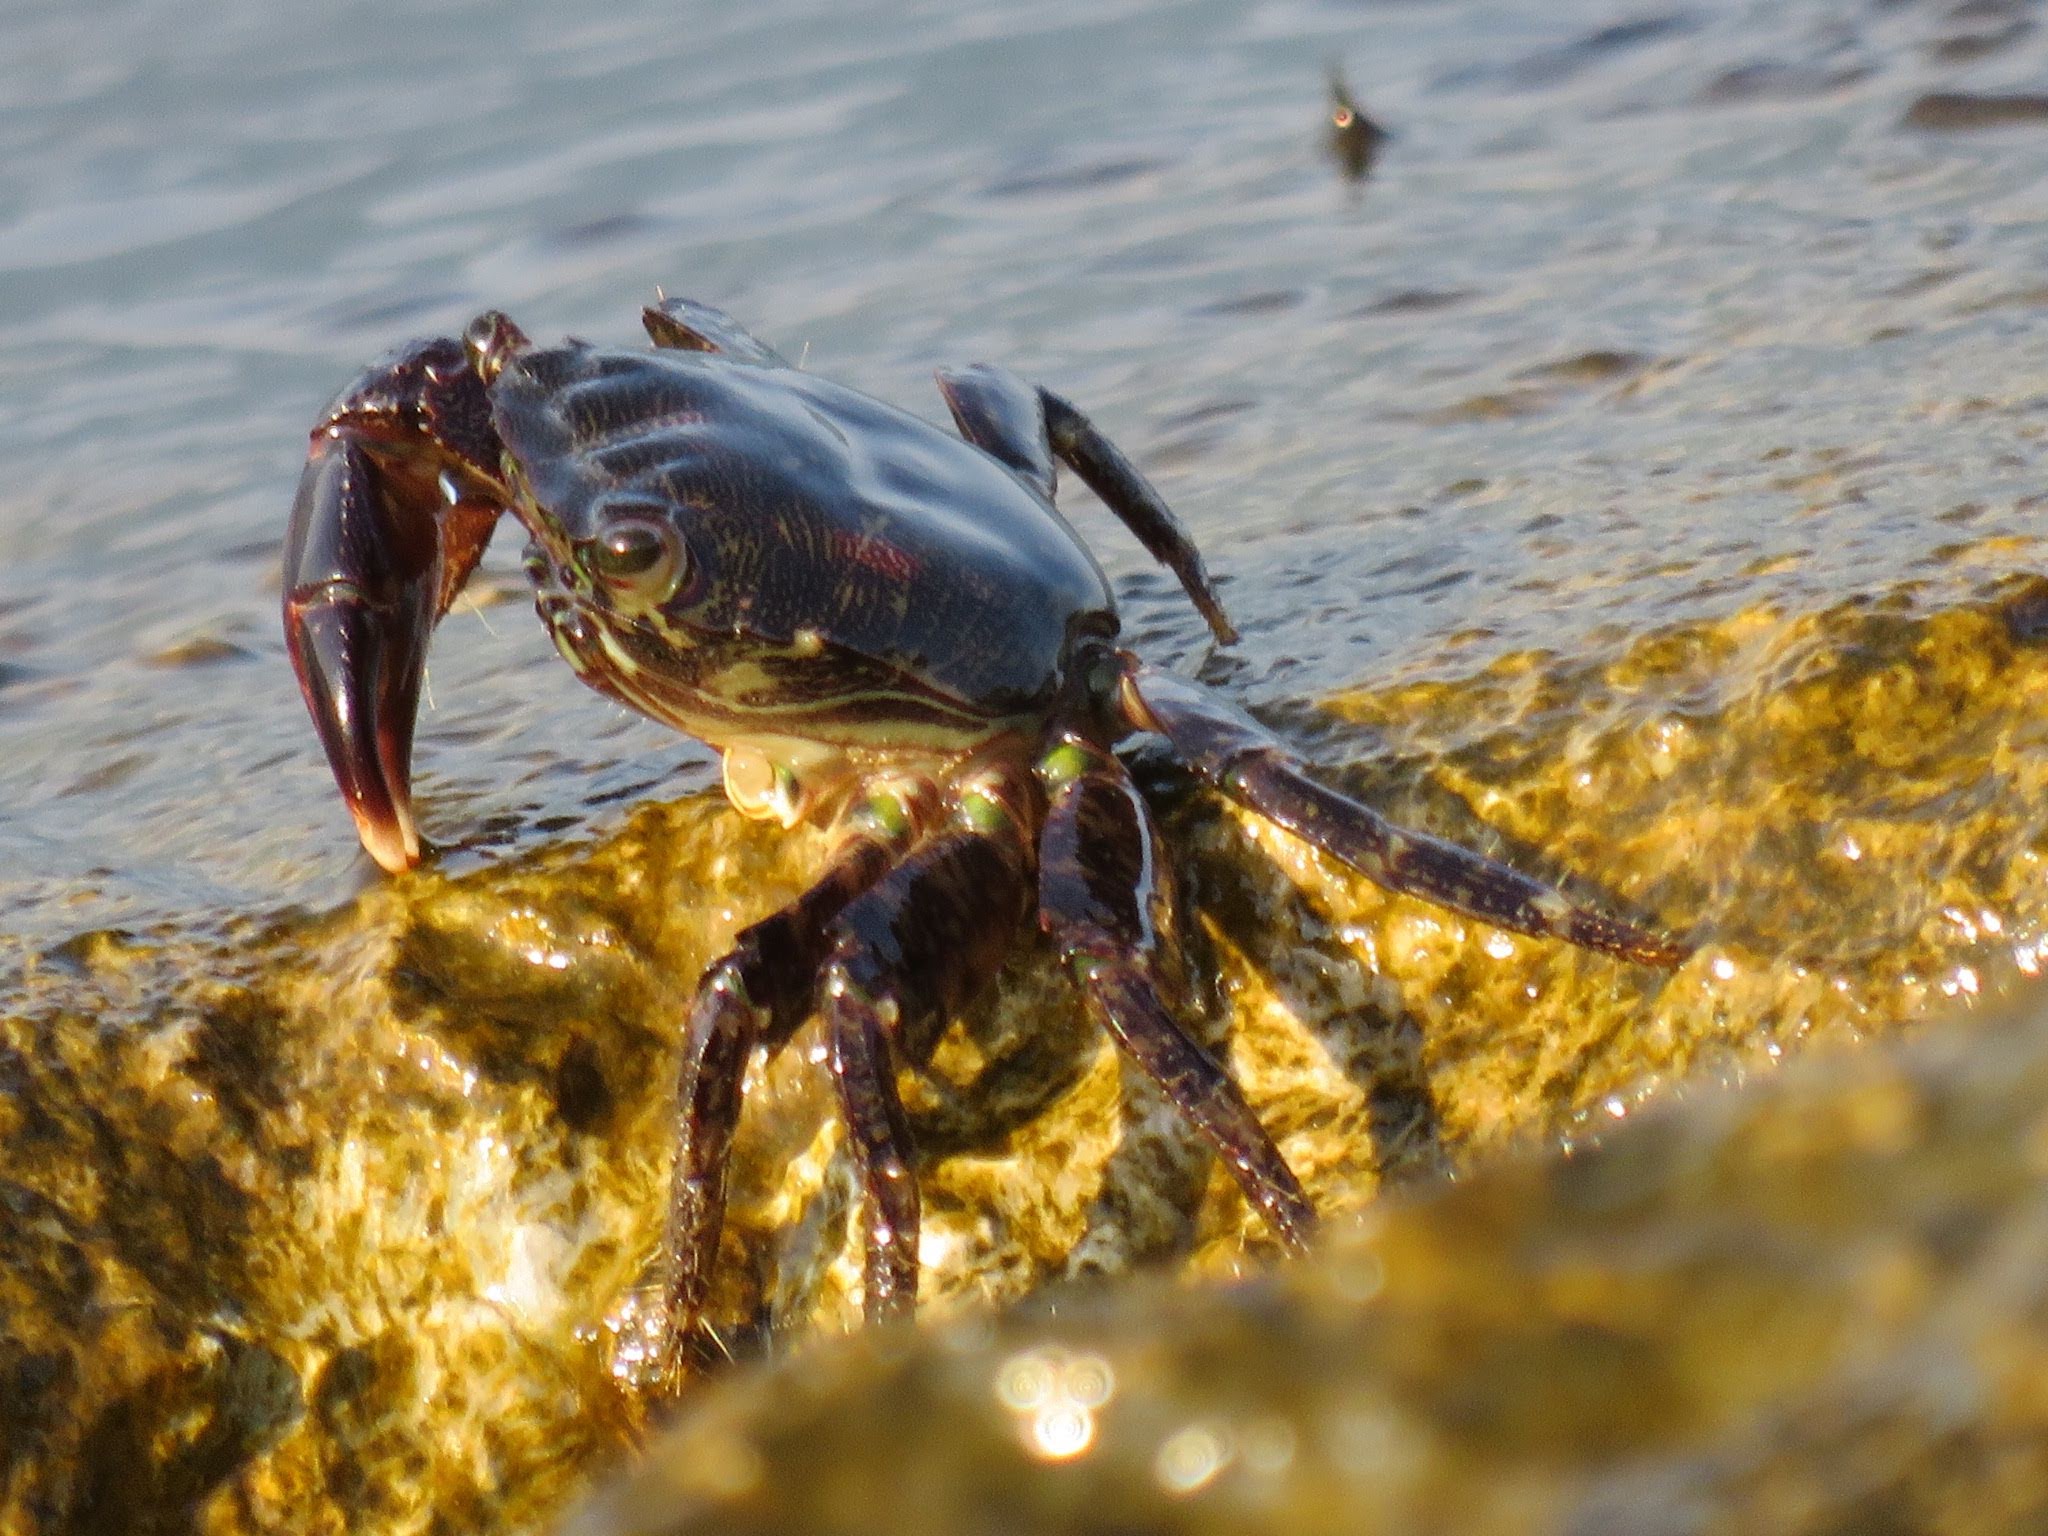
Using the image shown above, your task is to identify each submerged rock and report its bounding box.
[7,574,2048,1531]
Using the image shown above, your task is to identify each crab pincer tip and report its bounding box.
[284,582,431,877]
[351,803,423,874]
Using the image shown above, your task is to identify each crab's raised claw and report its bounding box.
[283,337,509,873]
[283,433,444,872]
[1120,660,1693,969]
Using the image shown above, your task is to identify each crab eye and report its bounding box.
[583,515,687,605]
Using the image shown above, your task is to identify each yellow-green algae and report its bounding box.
[571,974,2048,1536]
[8,569,2048,1532]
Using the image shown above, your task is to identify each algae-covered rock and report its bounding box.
[8,576,2048,1532]
[570,974,2048,1536]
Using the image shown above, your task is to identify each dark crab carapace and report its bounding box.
[283,299,1691,1382]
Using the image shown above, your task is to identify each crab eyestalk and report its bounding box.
[282,335,511,872]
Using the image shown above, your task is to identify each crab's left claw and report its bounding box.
[283,431,444,873]
[284,331,510,872]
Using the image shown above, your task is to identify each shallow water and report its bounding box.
[6,0,2048,948]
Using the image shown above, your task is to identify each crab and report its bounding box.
[283,298,1691,1381]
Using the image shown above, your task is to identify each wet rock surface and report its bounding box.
[575,977,2048,1536]
[11,574,2048,1531]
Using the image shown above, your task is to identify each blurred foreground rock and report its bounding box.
[576,976,2048,1536]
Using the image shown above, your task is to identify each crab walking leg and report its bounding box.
[941,363,1239,647]
[657,807,911,1384]
[1038,736,1316,1253]
[1121,663,1693,968]
[824,977,922,1324]
[819,819,1034,1321]
[1038,388,1240,648]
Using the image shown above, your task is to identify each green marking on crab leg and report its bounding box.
[956,787,1012,838]
[846,781,918,842]
[1037,737,1094,791]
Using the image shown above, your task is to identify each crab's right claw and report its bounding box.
[282,431,440,873]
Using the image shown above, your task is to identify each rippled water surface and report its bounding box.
[3,0,2047,939]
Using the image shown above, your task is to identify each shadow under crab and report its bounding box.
[282,297,1691,1385]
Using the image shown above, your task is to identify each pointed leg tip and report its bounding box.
[1645,935,1697,969]
[646,1323,694,1400]
[1576,915,1695,969]
[1268,1193,1319,1254]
